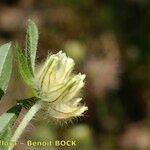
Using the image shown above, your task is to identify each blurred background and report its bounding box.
[0,0,150,150]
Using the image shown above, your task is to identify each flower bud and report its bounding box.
[35,51,88,119]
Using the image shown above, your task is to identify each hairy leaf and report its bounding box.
[7,104,22,117]
[0,97,38,140]
[0,113,16,139]
[17,97,38,109]
[25,19,39,73]
[0,42,12,99]
[16,47,35,88]
[0,102,29,141]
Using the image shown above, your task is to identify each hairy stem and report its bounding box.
[8,101,42,150]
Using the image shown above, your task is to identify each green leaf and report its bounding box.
[7,104,22,117]
[0,97,38,140]
[16,46,35,88]
[0,42,12,99]
[0,113,16,139]
[0,104,23,141]
[17,97,38,109]
[25,19,39,73]
[0,128,12,150]
[1,127,12,140]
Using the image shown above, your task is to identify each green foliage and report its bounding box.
[0,97,38,140]
[0,43,12,99]
[0,20,39,143]
[25,19,39,73]
[0,104,22,141]
[16,46,34,88]
[0,42,15,143]
[0,113,16,140]
[7,104,22,116]
[17,97,38,109]
[17,19,39,89]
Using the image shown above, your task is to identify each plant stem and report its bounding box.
[8,101,42,150]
